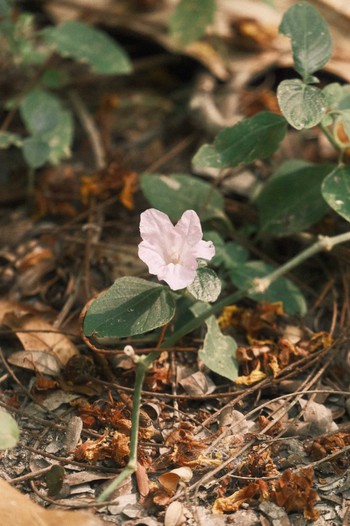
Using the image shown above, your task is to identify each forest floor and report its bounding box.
[2,1,350,525]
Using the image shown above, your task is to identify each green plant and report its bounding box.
[81,1,350,500]
[0,1,131,171]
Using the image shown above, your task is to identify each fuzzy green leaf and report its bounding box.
[20,89,60,135]
[187,268,221,302]
[199,316,238,381]
[22,137,50,168]
[42,21,132,75]
[279,2,332,80]
[83,277,176,340]
[193,112,287,168]
[277,79,326,130]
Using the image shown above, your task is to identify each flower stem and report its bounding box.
[97,353,156,502]
[98,230,350,500]
[163,231,350,347]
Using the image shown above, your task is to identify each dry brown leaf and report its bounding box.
[269,468,319,521]
[0,478,103,526]
[0,300,79,376]
[212,482,260,514]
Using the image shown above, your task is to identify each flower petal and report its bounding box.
[139,208,175,258]
[174,210,203,246]
[158,263,196,290]
[138,241,167,275]
[193,239,215,261]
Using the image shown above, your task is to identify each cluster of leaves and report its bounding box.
[83,2,350,384]
[0,1,131,168]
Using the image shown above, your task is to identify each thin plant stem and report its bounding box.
[97,229,350,500]
[97,353,156,501]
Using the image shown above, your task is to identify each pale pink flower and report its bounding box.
[138,208,215,290]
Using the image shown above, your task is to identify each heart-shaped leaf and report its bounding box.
[187,268,221,302]
[83,277,176,340]
[277,79,326,130]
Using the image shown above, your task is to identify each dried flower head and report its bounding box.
[138,208,215,290]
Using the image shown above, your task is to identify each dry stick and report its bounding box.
[97,230,350,501]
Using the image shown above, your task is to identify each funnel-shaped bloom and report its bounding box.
[138,208,215,290]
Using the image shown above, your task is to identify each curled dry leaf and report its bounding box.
[0,300,79,376]
[158,467,193,494]
[0,478,103,526]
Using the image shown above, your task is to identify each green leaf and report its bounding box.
[22,137,50,168]
[140,173,225,221]
[230,261,307,315]
[192,112,287,168]
[169,0,216,46]
[0,410,19,450]
[42,109,73,164]
[187,268,221,302]
[205,231,249,269]
[0,131,22,148]
[322,166,350,223]
[42,21,132,75]
[20,89,60,135]
[256,160,334,236]
[279,2,332,80]
[277,79,326,130]
[83,277,176,340]
[199,316,238,381]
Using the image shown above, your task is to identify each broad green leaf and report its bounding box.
[199,316,238,381]
[0,410,19,450]
[205,231,249,269]
[42,109,73,164]
[140,173,225,221]
[0,131,22,148]
[257,160,334,236]
[230,261,307,315]
[322,166,350,223]
[42,21,132,75]
[22,137,50,168]
[277,79,326,130]
[20,89,60,135]
[169,0,216,46]
[83,277,176,340]
[322,83,350,110]
[187,268,221,302]
[279,2,332,80]
[192,112,287,169]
